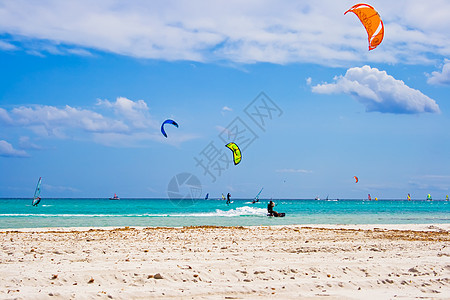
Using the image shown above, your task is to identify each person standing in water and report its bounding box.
[267,200,279,217]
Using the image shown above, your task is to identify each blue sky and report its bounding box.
[1,0,450,199]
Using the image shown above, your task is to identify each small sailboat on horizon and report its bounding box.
[32,177,42,206]
[109,193,120,200]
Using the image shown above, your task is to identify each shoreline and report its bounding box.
[1,223,449,233]
[1,225,449,299]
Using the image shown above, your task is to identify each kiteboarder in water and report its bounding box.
[226,193,231,205]
[267,200,279,217]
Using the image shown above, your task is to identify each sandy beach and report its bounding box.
[1,225,449,299]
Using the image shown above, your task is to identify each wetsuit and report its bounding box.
[267,201,277,216]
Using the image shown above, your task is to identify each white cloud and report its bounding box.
[1,104,129,137]
[66,48,92,56]
[276,168,312,173]
[0,140,28,157]
[427,60,450,85]
[215,125,228,134]
[221,106,233,116]
[0,40,17,51]
[0,97,197,147]
[306,77,312,85]
[18,136,42,150]
[410,174,450,190]
[1,1,450,65]
[97,97,157,129]
[312,65,440,114]
[0,108,13,124]
[408,174,450,192]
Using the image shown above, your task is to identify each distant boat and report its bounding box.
[407,193,411,201]
[32,177,42,206]
[109,193,120,200]
[427,194,432,201]
[315,196,320,200]
[368,194,372,201]
[446,195,449,201]
[205,193,209,200]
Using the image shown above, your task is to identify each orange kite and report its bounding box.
[345,3,384,50]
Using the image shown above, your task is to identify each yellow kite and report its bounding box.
[226,142,241,165]
[345,3,384,50]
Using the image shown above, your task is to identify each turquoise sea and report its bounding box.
[0,198,449,229]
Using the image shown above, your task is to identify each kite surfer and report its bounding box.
[226,193,231,205]
[267,200,279,217]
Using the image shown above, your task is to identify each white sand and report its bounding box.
[1,225,449,299]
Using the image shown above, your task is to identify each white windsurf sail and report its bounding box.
[32,177,42,206]
[254,188,263,202]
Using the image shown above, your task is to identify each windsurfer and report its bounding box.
[252,188,263,204]
[226,193,231,205]
[32,197,41,206]
[32,177,42,207]
[267,200,279,217]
